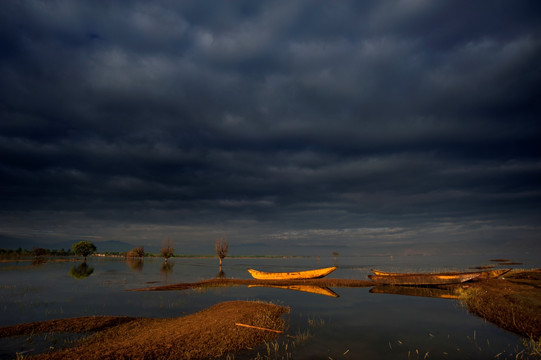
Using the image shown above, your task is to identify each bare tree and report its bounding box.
[332,251,339,265]
[215,238,229,268]
[161,238,174,263]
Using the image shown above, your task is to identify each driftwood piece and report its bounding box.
[235,323,283,333]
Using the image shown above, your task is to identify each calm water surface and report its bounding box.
[0,254,538,359]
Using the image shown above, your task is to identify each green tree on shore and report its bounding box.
[72,241,97,262]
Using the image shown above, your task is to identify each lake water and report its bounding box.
[0,254,538,359]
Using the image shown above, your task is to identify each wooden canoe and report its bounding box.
[247,266,337,280]
[371,268,511,281]
[368,272,481,285]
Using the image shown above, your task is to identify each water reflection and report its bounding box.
[135,276,344,298]
[69,262,94,279]
[370,285,460,300]
[31,257,47,266]
[1,255,536,360]
[126,257,144,272]
[160,261,174,282]
[249,284,340,298]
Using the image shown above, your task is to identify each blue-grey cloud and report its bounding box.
[1,0,540,255]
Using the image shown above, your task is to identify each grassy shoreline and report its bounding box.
[458,269,541,339]
[0,301,289,360]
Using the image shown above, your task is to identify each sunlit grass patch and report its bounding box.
[457,273,541,339]
[243,314,327,360]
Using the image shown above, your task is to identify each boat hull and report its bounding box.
[471,268,511,280]
[368,272,480,285]
[370,268,511,282]
[247,266,337,280]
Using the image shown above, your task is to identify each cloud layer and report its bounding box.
[1,1,540,254]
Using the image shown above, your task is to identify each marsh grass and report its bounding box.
[457,280,541,338]
[0,283,64,321]
[239,314,327,360]
[452,271,541,358]
[521,338,541,358]
[4,331,88,360]
[388,331,541,360]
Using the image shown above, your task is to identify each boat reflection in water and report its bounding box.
[248,284,340,298]
[370,285,460,300]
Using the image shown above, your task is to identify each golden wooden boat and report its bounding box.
[247,266,337,280]
[371,268,511,281]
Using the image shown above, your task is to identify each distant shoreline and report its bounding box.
[0,253,306,261]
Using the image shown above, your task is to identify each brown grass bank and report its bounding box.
[0,301,289,360]
[459,269,541,338]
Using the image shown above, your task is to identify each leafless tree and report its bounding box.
[161,238,174,262]
[215,238,229,268]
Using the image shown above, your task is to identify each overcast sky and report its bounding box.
[1,1,540,256]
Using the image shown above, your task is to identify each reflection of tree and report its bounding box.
[69,263,94,279]
[216,270,226,279]
[32,257,47,266]
[160,261,174,282]
[126,257,144,272]
[32,247,48,266]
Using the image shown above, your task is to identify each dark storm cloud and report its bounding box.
[1,0,540,254]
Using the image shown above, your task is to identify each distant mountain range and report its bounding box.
[0,235,137,253]
[92,240,135,253]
